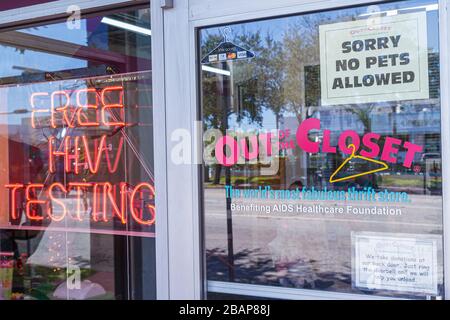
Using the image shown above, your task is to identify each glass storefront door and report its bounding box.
[0,3,156,300]
[199,0,445,299]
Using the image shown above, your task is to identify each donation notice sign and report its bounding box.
[352,232,440,295]
[319,12,429,105]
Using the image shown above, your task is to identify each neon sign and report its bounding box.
[47,135,124,174]
[5,182,155,225]
[1,76,155,236]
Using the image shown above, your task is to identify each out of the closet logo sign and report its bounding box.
[2,86,155,229]
[214,118,423,182]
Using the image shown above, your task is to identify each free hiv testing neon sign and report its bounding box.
[0,73,155,237]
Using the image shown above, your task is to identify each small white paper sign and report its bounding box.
[319,12,429,105]
[353,232,439,295]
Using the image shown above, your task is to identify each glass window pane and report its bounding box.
[199,0,444,299]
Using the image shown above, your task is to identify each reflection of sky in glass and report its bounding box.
[0,46,86,78]
[0,13,116,79]
[0,19,90,125]
[0,17,110,125]
[0,19,95,79]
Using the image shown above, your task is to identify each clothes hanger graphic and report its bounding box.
[200,27,255,64]
[329,144,389,183]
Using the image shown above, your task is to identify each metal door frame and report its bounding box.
[0,0,170,300]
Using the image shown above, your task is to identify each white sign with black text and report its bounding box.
[352,232,440,296]
[319,12,429,105]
